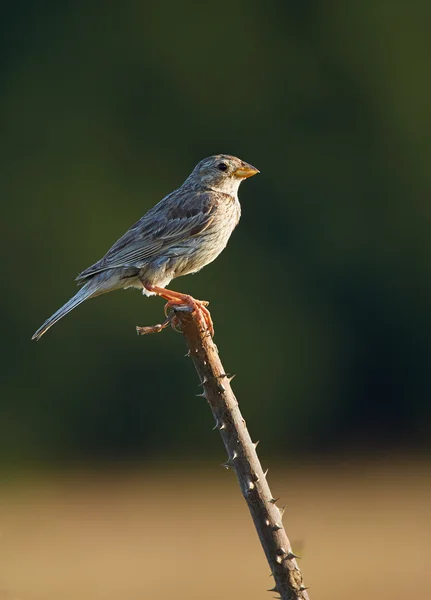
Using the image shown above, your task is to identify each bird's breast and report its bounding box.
[167,197,241,278]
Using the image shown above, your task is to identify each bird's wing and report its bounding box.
[76,189,216,281]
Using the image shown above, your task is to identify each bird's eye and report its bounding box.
[217,162,228,171]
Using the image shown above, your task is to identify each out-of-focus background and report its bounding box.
[2,2,431,599]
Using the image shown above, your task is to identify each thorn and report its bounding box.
[267,586,278,593]
[184,350,191,358]
[212,420,219,431]
[247,480,255,491]
[221,452,236,470]
[279,505,287,517]
[275,548,287,565]
[217,382,226,392]
[196,392,207,398]
[219,422,226,430]
[227,373,236,382]
[300,585,309,591]
[269,497,279,504]
[219,372,236,381]
[253,440,260,449]
[272,523,283,531]
[264,469,269,478]
[284,551,301,561]
[198,376,208,387]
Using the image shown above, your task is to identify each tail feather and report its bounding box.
[32,282,98,341]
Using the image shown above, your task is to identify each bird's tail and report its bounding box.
[32,280,103,341]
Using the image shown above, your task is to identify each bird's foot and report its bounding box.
[164,296,213,337]
[142,283,214,336]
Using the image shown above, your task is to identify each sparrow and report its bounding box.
[32,154,259,340]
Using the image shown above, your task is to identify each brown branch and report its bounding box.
[138,307,310,600]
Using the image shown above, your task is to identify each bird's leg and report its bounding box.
[145,284,214,337]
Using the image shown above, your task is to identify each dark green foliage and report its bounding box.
[2,1,430,463]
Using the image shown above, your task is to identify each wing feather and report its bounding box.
[77,189,216,281]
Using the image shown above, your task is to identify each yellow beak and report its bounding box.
[233,163,260,179]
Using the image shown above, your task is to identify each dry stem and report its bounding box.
[137,307,310,600]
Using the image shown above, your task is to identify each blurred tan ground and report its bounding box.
[0,457,430,600]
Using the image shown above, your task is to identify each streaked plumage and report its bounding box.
[32,154,258,340]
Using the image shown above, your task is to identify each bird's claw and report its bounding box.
[163,298,214,337]
[137,289,214,338]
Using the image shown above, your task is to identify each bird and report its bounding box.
[32,154,259,340]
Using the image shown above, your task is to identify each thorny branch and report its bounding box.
[137,306,310,600]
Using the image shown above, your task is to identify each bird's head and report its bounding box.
[186,154,259,195]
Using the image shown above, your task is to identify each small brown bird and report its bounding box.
[32,155,259,340]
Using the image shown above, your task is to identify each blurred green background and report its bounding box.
[2,0,431,465]
[2,3,431,599]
